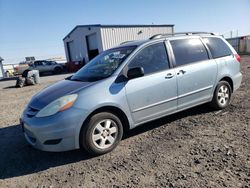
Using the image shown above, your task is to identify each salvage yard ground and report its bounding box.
[0,56,249,187]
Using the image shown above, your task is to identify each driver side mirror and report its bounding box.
[127,67,144,80]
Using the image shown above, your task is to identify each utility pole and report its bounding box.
[230,30,233,38]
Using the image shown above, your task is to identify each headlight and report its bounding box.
[36,94,78,118]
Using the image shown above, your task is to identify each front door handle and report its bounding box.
[177,70,186,75]
[165,73,174,79]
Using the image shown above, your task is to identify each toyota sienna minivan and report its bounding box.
[21,32,242,155]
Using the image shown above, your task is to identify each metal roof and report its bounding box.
[116,39,149,48]
[63,24,174,40]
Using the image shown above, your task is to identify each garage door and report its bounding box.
[67,41,75,62]
[86,33,99,60]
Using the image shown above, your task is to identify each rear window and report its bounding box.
[203,37,232,59]
[170,38,209,66]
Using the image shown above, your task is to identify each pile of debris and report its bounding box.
[16,70,40,88]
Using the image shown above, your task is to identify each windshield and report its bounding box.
[70,46,136,82]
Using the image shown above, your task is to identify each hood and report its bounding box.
[29,80,94,109]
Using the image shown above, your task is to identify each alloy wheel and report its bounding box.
[217,85,230,106]
[91,119,118,149]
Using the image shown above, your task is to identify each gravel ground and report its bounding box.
[0,57,249,188]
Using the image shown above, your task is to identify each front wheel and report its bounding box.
[80,112,123,155]
[210,81,232,110]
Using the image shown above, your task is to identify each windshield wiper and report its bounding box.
[70,78,84,82]
[65,75,72,80]
[68,75,109,82]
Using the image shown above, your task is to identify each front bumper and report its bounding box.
[20,107,88,152]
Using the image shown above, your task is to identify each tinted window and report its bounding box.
[128,43,169,75]
[45,61,56,65]
[34,61,42,66]
[171,38,209,66]
[203,37,232,58]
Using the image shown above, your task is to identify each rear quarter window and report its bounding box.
[203,37,232,59]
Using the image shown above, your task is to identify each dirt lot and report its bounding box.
[0,57,249,188]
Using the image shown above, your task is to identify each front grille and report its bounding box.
[26,106,40,118]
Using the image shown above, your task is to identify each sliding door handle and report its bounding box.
[165,73,174,79]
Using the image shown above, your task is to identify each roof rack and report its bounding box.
[149,32,216,40]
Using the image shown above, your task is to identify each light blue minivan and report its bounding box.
[21,32,242,155]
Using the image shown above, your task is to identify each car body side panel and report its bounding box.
[73,76,135,129]
[201,36,242,94]
[232,72,242,91]
[214,55,242,92]
[124,70,177,124]
[176,59,218,109]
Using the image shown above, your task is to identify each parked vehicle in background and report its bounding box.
[15,60,64,75]
[28,60,64,75]
[21,32,242,155]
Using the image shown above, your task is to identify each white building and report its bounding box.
[0,57,4,80]
[63,24,174,63]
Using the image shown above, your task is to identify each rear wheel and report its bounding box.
[54,67,62,74]
[210,81,232,110]
[80,112,123,155]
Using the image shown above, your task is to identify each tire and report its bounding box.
[210,81,232,110]
[54,67,62,74]
[80,112,123,155]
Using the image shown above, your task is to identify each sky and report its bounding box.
[0,0,250,64]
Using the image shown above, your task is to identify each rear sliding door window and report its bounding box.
[170,38,209,67]
[203,37,232,58]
